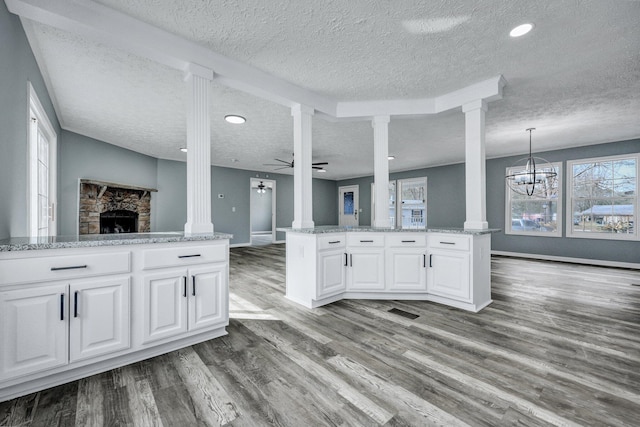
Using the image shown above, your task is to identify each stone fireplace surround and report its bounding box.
[79,179,157,235]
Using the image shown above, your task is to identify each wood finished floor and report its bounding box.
[1,245,639,426]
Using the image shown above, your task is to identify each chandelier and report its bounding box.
[505,128,557,196]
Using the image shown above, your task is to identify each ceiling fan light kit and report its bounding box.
[505,128,558,196]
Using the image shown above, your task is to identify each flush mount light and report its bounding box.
[510,23,533,37]
[224,115,246,124]
[316,168,326,173]
[179,147,187,153]
[388,155,395,160]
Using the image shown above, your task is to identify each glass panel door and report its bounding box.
[398,177,426,229]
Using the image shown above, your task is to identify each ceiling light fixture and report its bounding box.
[316,168,326,173]
[179,147,187,152]
[505,128,557,196]
[256,181,266,194]
[388,155,395,160]
[509,23,533,37]
[224,115,246,124]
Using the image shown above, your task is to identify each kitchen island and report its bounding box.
[0,232,231,401]
[279,226,497,312]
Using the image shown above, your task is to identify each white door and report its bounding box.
[69,278,130,362]
[317,250,347,298]
[188,265,227,332]
[347,249,385,290]
[0,284,68,380]
[143,271,188,344]
[427,250,470,301]
[339,185,359,226]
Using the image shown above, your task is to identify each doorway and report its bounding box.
[250,178,276,246]
[339,185,359,226]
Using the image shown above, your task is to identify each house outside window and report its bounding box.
[505,162,562,236]
[567,154,638,240]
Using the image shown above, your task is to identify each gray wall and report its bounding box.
[338,139,639,264]
[58,130,158,235]
[251,187,273,232]
[0,2,60,239]
[487,138,640,264]
[337,164,465,228]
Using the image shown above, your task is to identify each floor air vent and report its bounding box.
[388,308,419,320]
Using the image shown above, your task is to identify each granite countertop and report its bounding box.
[0,232,233,252]
[276,225,499,235]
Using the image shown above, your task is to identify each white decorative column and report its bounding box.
[291,104,315,229]
[184,63,214,235]
[462,99,488,230]
[372,115,391,228]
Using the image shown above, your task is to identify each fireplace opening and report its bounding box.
[100,210,138,234]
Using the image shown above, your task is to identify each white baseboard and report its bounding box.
[491,250,640,270]
[230,242,251,248]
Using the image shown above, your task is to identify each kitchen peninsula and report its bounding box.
[280,226,496,312]
[0,232,231,401]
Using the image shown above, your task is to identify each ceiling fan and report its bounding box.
[264,154,328,171]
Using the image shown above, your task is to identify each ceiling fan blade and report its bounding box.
[274,166,290,170]
[263,163,287,166]
[312,166,326,170]
[274,159,292,165]
[312,162,328,166]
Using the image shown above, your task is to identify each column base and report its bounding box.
[184,222,214,235]
[464,221,488,231]
[292,220,315,229]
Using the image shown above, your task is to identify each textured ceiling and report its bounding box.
[18,0,640,180]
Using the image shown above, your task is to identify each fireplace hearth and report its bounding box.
[79,180,157,235]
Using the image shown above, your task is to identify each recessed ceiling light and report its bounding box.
[388,155,395,160]
[224,115,246,124]
[510,23,533,37]
[316,168,326,173]
[179,147,187,152]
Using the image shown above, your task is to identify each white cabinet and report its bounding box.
[427,234,471,301]
[346,234,385,291]
[317,249,347,298]
[142,264,227,344]
[386,234,427,291]
[0,284,68,380]
[0,277,130,380]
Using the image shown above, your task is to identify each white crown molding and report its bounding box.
[6,0,506,121]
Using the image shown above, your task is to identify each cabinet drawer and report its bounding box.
[386,234,426,247]
[317,234,346,250]
[142,244,226,270]
[0,252,131,286]
[347,234,385,247]
[427,234,470,251]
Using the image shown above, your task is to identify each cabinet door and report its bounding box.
[347,250,385,291]
[188,265,227,332]
[427,250,470,301]
[317,250,346,298]
[143,271,188,344]
[387,249,427,291]
[0,284,68,380]
[69,278,130,362]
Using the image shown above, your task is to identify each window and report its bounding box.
[505,162,562,236]
[567,154,638,240]
[372,177,427,229]
[28,82,57,238]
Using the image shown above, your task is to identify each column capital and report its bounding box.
[372,115,390,126]
[183,63,214,81]
[462,99,488,113]
[291,104,315,116]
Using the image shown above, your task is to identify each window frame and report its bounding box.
[27,82,57,238]
[566,153,638,241]
[505,162,563,237]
